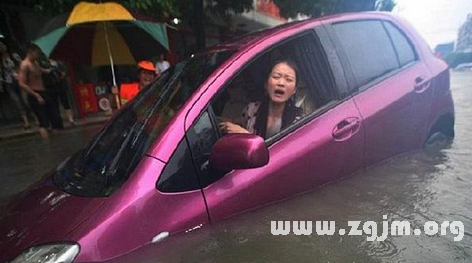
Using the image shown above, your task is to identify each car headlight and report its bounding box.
[10,243,80,263]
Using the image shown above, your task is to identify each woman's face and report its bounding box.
[266,62,297,104]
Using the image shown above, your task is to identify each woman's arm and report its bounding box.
[218,102,260,134]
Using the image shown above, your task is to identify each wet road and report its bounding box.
[1,72,471,262]
[0,125,101,203]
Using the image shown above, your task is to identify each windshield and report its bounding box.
[54,50,235,197]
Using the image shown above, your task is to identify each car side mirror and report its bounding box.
[209,134,269,170]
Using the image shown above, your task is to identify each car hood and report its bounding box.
[0,174,106,262]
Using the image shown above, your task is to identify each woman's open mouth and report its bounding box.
[274,89,285,97]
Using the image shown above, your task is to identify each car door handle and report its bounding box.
[414,76,430,93]
[332,117,361,141]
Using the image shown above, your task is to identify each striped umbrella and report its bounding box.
[34,1,169,89]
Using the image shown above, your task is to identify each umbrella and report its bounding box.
[34,2,169,107]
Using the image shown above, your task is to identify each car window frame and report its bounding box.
[155,27,350,192]
[189,107,230,186]
[155,107,227,193]
[381,20,419,68]
[156,25,356,193]
[328,19,402,92]
[205,28,348,147]
[325,18,421,95]
[155,135,203,193]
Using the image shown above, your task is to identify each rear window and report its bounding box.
[383,21,417,66]
[332,20,400,88]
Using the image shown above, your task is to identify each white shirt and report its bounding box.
[155,60,170,75]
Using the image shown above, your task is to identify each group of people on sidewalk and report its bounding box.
[1,35,172,140]
[0,40,32,129]
[0,40,75,139]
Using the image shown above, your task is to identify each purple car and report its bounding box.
[0,12,454,263]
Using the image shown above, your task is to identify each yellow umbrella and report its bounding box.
[91,22,135,66]
[66,2,134,25]
[34,1,169,108]
[69,2,134,86]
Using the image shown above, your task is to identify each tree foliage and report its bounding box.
[375,0,396,11]
[4,0,393,50]
[272,0,395,18]
[444,52,472,68]
[2,0,252,22]
[5,0,253,50]
[4,0,395,23]
[2,0,79,14]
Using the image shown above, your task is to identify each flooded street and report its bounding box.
[0,125,101,202]
[1,72,471,262]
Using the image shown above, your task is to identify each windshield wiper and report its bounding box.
[105,122,140,184]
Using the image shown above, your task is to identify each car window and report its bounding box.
[156,137,201,193]
[383,21,417,66]
[157,111,226,192]
[212,31,338,140]
[54,50,234,197]
[187,111,228,187]
[157,31,340,192]
[332,20,400,88]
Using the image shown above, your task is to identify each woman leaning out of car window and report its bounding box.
[219,60,302,139]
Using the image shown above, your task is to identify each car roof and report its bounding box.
[199,13,347,55]
[206,12,395,53]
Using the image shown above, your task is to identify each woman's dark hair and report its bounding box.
[254,60,301,138]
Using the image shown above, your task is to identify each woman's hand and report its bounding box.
[219,121,250,134]
[111,85,119,95]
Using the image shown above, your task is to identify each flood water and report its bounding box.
[0,125,101,202]
[0,72,471,263]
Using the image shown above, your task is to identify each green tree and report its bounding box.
[172,0,253,50]
[2,0,178,19]
[376,0,396,11]
[4,0,252,51]
[444,52,472,68]
[6,0,394,50]
[272,0,395,18]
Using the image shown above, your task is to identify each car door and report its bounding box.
[326,19,434,166]
[184,29,366,222]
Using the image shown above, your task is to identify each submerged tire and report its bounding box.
[424,115,455,149]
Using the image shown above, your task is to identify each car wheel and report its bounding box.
[424,115,455,149]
